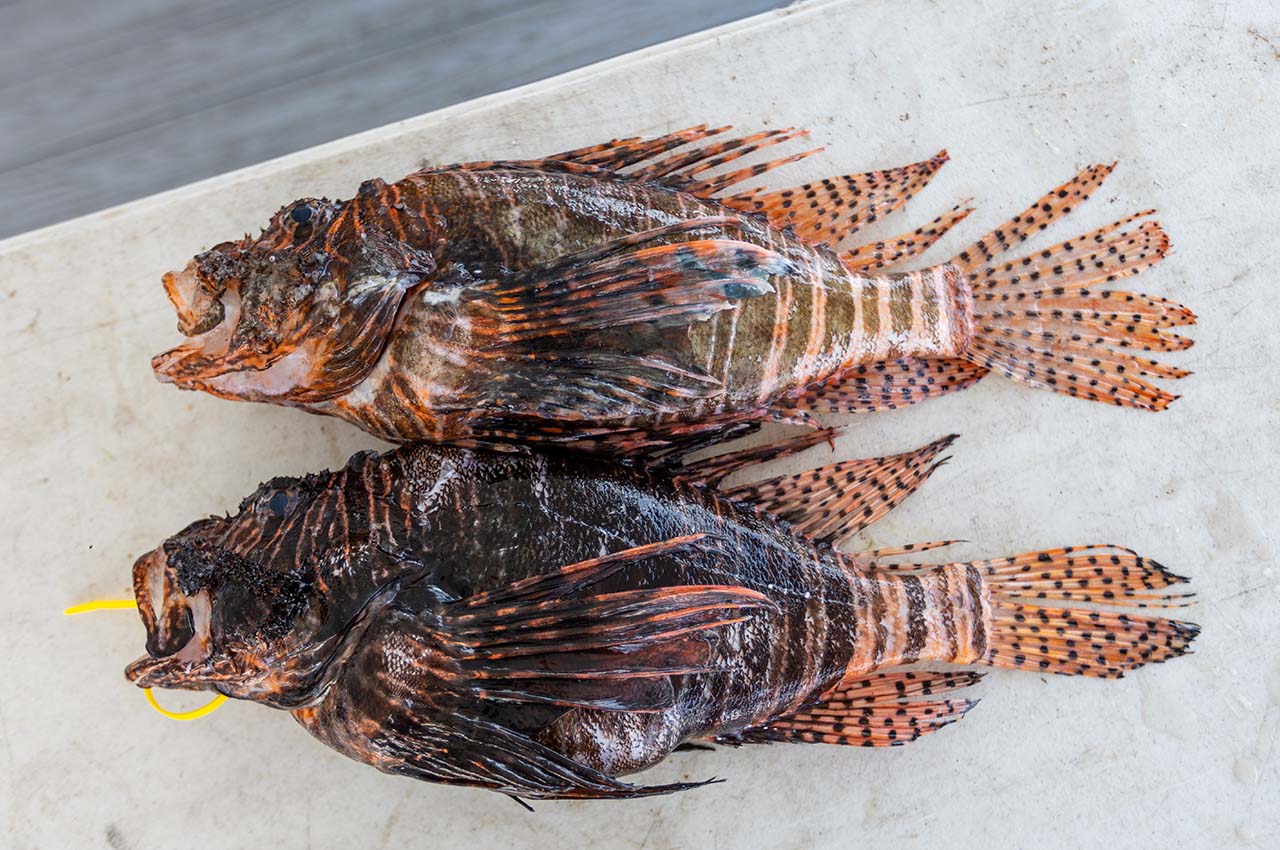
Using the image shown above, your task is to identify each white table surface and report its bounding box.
[2,1,1277,847]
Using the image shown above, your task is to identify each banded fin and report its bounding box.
[858,539,965,560]
[546,124,822,199]
[840,202,974,272]
[893,545,1197,678]
[373,708,715,801]
[674,428,838,488]
[729,670,981,748]
[720,151,950,247]
[952,164,1195,411]
[443,534,770,707]
[470,219,791,345]
[777,357,988,415]
[313,535,763,800]
[478,349,725,423]
[723,435,956,545]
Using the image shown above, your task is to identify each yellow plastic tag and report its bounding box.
[64,598,227,721]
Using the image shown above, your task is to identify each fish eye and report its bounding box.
[289,204,314,225]
[265,490,292,516]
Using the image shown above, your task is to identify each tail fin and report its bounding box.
[951,164,1195,411]
[868,544,1199,679]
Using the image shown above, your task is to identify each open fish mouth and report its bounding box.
[125,545,219,689]
[152,262,246,389]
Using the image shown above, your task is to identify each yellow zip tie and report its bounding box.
[64,599,139,615]
[144,688,228,721]
[64,597,227,721]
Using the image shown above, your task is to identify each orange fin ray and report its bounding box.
[720,150,950,247]
[674,428,839,489]
[730,670,982,748]
[776,357,989,416]
[840,202,974,272]
[722,435,956,545]
[950,164,1195,411]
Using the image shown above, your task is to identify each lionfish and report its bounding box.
[152,125,1194,454]
[125,433,1197,800]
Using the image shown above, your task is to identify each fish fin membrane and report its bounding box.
[674,428,839,489]
[377,708,715,800]
[951,163,1195,411]
[298,538,746,801]
[474,349,726,423]
[776,356,989,415]
[546,124,822,199]
[722,435,956,546]
[898,545,1198,678]
[445,535,771,709]
[730,670,981,748]
[470,218,791,345]
[840,202,974,272]
[719,150,950,247]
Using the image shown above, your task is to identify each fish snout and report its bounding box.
[132,547,196,659]
[163,261,225,336]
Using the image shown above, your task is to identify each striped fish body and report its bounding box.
[153,127,1192,449]
[321,167,968,445]
[125,438,1194,798]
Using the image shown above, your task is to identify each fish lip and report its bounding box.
[163,262,225,336]
[151,286,252,388]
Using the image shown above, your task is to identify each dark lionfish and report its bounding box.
[126,433,1197,800]
[152,126,1194,454]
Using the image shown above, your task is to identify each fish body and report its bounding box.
[126,436,1197,799]
[153,127,1193,453]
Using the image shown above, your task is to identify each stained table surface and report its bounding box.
[2,1,1278,847]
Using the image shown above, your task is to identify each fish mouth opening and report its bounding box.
[152,262,244,388]
[125,546,216,689]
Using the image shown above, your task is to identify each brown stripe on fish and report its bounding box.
[922,266,943,347]
[756,258,795,401]
[861,278,881,358]
[383,182,408,244]
[888,273,915,342]
[899,575,929,664]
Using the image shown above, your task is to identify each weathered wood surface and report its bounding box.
[0,0,783,237]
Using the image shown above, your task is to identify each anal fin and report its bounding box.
[776,357,989,415]
[728,670,982,748]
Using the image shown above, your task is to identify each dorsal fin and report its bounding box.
[721,434,957,546]
[544,125,823,199]
[719,151,951,247]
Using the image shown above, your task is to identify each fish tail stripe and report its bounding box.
[799,253,829,382]
[861,545,1197,677]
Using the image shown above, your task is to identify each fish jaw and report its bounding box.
[152,281,244,388]
[163,261,224,335]
[126,546,218,689]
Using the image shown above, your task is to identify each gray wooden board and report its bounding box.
[0,0,784,238]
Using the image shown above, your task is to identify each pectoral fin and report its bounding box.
[468,218,791,345]
[297,536,764,799]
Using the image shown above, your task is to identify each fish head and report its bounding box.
[152,179,439,404]
[124,463,414,707]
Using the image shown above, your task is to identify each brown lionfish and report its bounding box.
[126,433,1197,800]
[152,126,1194,454]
